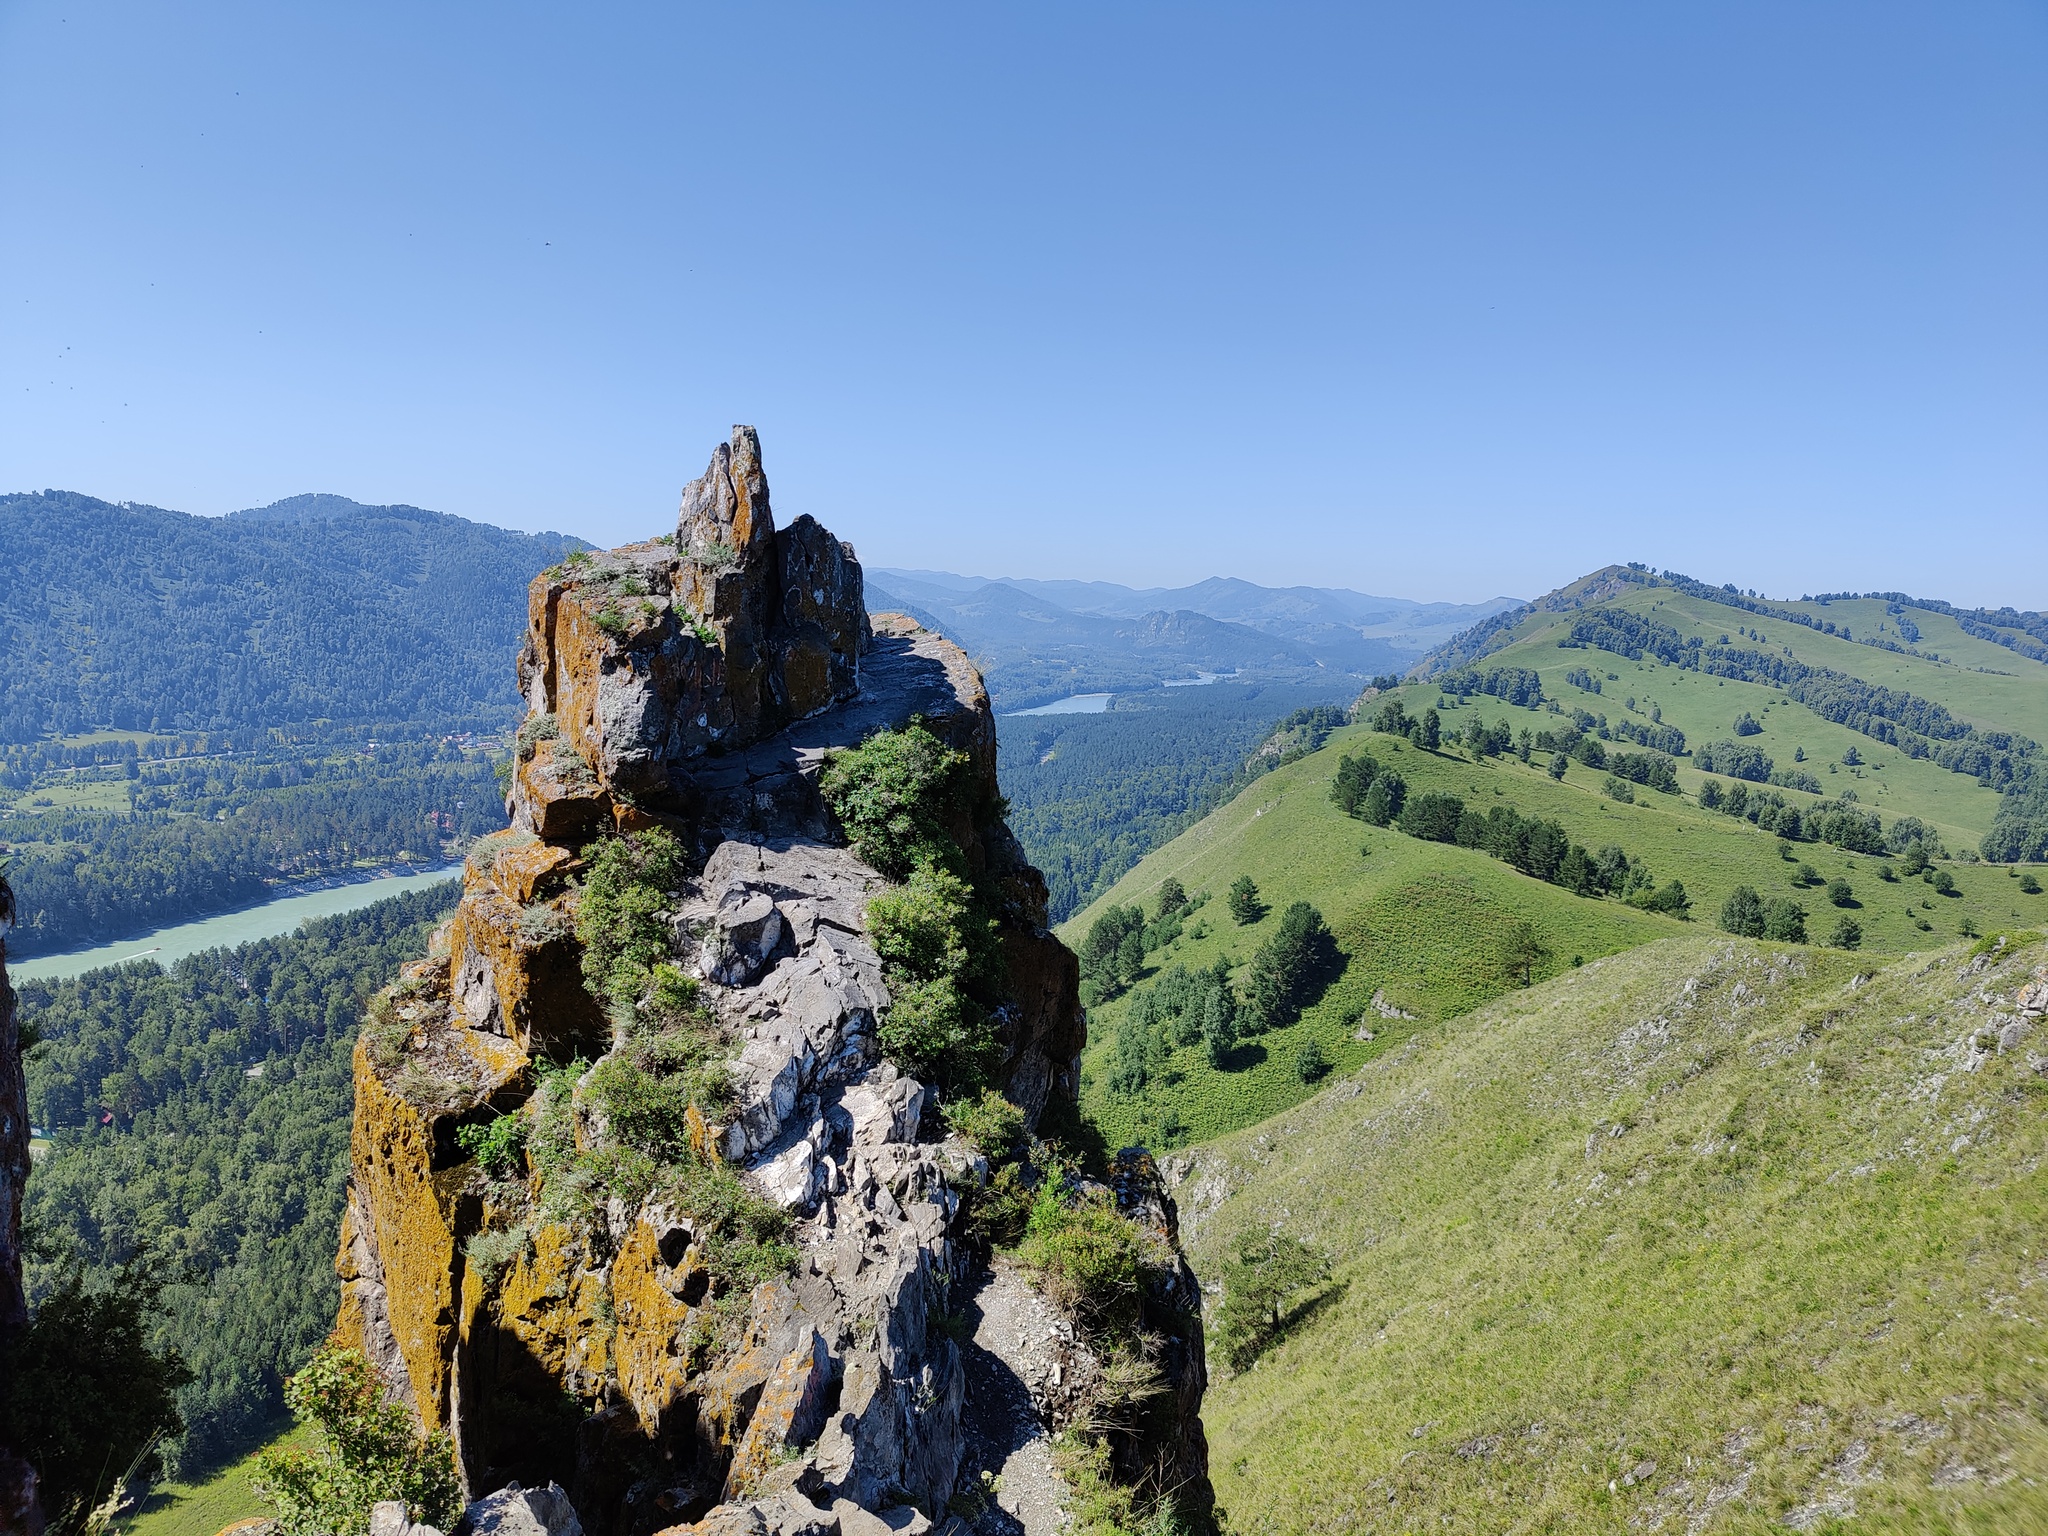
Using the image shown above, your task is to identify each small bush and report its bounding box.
[820,722,974,881]
[868,860,979,982]
[946,1088,1025,1162]
[576,828,688,1015]
[1826,877,1855,907]
[1826,915,1863,950]
[515,712,560,762]
[549,735,596,786]
[1295,1039,1331,1083]
[256,1346,461,1536]
[2021,871,2042,894]
[456,1115,529,1179]
[464,1224,531,1285]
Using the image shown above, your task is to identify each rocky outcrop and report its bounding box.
[335,431,1202,1536]
[1,873,45,1536]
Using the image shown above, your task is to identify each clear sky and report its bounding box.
[2,2,2042,605]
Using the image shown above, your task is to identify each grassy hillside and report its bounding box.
[1060,717,2042,1151]
[127,1428,296,1536]
[1457,585,2038,850]
[1176,932,2048,1534]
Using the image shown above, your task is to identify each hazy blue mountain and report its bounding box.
[867,568,1518,708]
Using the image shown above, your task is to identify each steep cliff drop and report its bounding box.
[334,429,1213,1536]
[0,869,43,1535]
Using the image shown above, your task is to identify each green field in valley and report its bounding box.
[125,1427,294,1536]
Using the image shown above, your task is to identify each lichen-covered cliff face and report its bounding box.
[1,873,45,1535]
[336,429,1211,1536]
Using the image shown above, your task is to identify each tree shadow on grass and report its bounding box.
[1219,1040,1268,1074]
[1280,1281,1350,1339]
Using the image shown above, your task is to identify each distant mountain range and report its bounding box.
[868,569,1521,709]
[0,483,1519,735]
[0,490,584,740]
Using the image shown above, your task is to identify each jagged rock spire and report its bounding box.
[677,425,777,567]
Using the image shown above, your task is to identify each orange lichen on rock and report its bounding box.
[608,1211,704,1433]
[345,1034,489,1431]
[721,1330,830,1501]
[449,889,605,1060]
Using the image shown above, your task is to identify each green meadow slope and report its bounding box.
[1060,718,2042,1151]
[1058,570,2047,1152]
[1175,933,2048,1535]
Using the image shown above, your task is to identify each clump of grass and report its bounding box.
[515,713,559,763]
[547,736,595,788]
[463,1222,531,1284]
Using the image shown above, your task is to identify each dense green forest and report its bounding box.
[0,491,582,740]
[17,886,459,1472]
[2,739,500,954]
[997,682,1361,921]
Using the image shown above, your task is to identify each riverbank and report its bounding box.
[8,863,463,982]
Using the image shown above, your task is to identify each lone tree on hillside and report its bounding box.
[1228,875,1264,926]
[1548,752,1568,781]
[1413,708,1442,751]
[1499,921,1550,988]
[1214,1232,1333,1374]
[1762,898,1808,944]
[1720,885,1766,938]
[1247,902,1339,1028]
[1202,986,1237,1068]
[1155,876,1188,920]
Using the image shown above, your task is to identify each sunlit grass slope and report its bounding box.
[1181,933,2048,1535]
[1061,719,2043,1151]
[127,1427,296,1536]
[1463,583,2048,848]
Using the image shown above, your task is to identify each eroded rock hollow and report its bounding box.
[335,429,1213,1536]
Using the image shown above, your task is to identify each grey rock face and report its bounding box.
[461,1481,584,1536]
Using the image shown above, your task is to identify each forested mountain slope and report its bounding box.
[0,491,584,739]
[17,885,458,1472]
[869,567,1516,708]
[1178,933,2048,1534]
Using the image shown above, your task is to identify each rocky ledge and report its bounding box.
[334,430,1212,1536]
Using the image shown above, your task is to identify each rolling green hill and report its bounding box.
[1175,931,2048,1535]
[1058,568,2047,1153]
[1060,715,2042,1152]
[1427,568,2048,859]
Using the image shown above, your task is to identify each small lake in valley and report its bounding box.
[1004,692,1115,716]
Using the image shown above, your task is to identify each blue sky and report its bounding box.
[1,2,2041,605]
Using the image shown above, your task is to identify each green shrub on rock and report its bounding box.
[820,721,975,880]
[576,828,689,1016]
[255,1345,461,1536]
